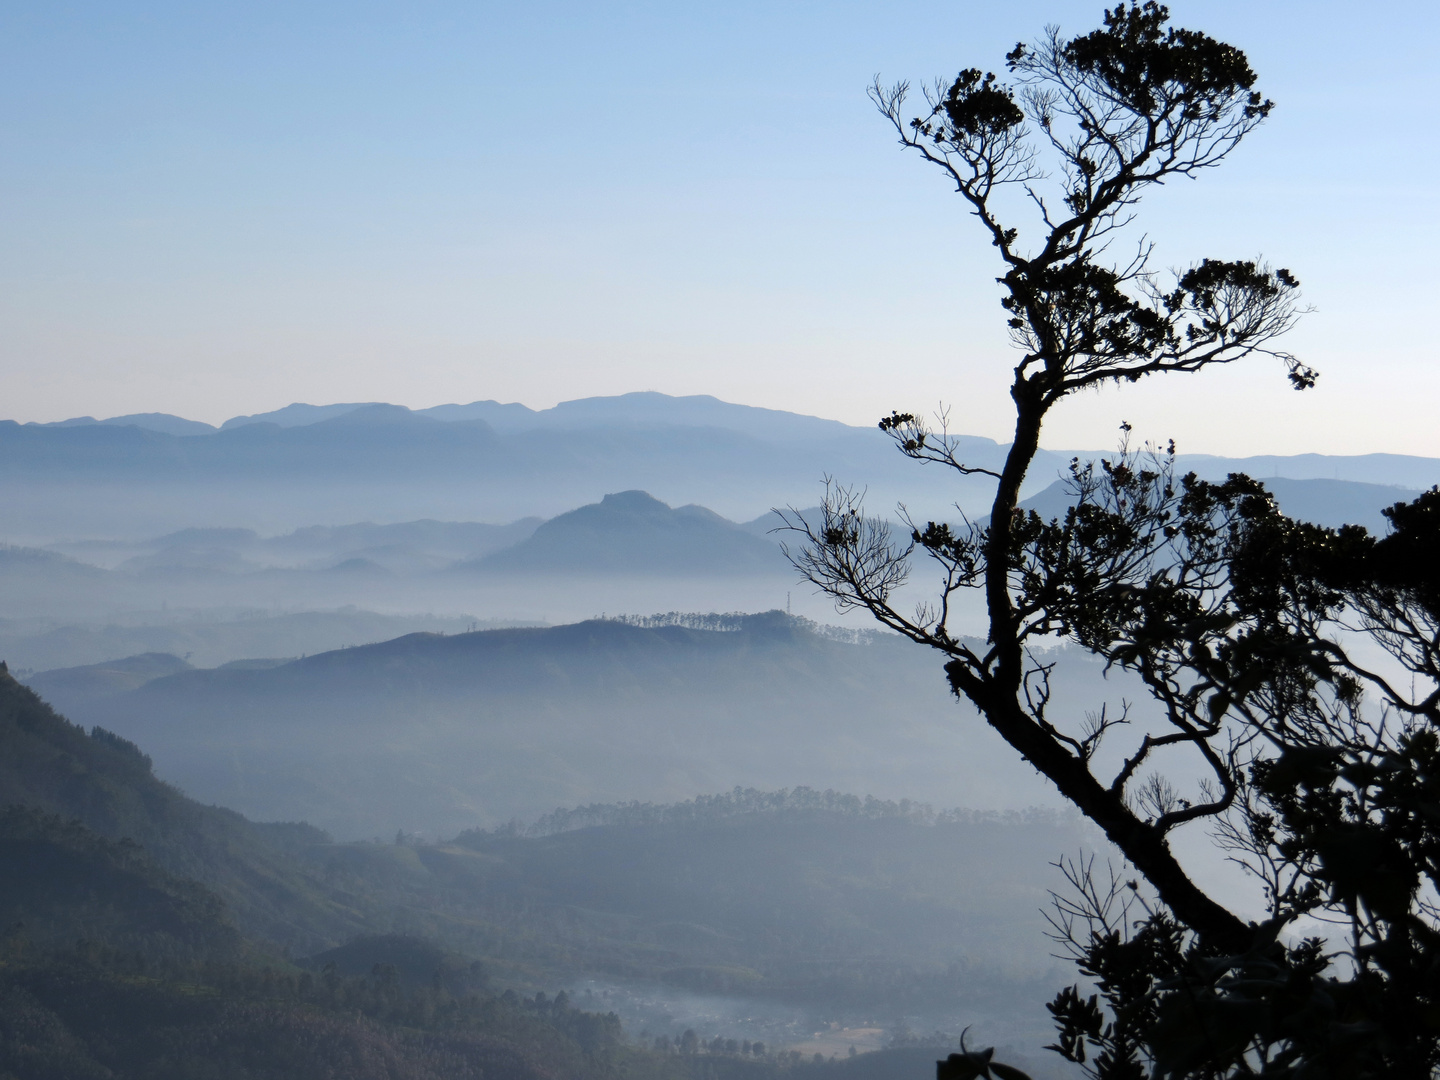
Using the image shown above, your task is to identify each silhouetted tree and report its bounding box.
[786,3,1440,1076]
[789,0,1302,948]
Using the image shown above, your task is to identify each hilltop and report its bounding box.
[471,490,783,575]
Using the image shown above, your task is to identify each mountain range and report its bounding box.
[40,394,867,442]
[7,392,1436,542]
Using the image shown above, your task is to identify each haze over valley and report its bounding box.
[8,393,1434,842]
[3,389,1434,1072]
[5,392,1432,662]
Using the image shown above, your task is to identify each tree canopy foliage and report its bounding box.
[788,4,1440,1076]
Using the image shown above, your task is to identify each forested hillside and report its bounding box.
[0,662,364,951]
[0,664,657,1079]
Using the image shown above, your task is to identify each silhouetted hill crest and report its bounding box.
[220,402,385,430]
[308,403,440,429]
[472,490,783,574]
[32,412,218,436]
[123,612,842,695]
[47,609,1032,838]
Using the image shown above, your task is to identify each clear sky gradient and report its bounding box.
[2,1,1436,455]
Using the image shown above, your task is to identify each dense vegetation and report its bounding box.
[0,938,999,1080]
[0,946,633,1080]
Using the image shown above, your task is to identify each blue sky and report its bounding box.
[2,1,1436,456]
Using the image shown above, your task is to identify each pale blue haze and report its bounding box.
[1,1,1435,455]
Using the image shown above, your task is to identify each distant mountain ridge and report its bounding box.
[42,392,864,442]
[23,390,1440,484]
[54,517,546,572]
[4,476,1425,664]
[82,494,779,578]
[7,391,1438,540]
[39,411,219,436]
[1,394,928,537]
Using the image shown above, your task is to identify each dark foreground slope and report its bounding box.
[0,665,673,1080]
[0,954,660,1080]
[66,613,1094,837]
[0,662,363,951]
[0,804,241,960]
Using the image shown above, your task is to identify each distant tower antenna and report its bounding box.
[787,592,791,616]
